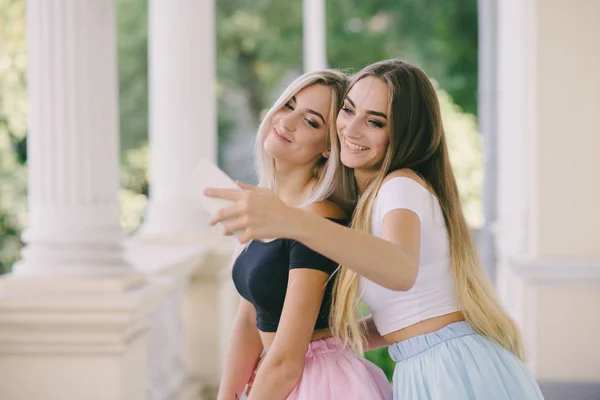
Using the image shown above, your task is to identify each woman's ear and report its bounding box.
[322,149,330,159]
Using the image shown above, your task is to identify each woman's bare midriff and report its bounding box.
[258,312,465,355]
[260,327,332,354]
[382,311,465,344]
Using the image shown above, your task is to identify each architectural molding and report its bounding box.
[508,257,600,284]
[0,275,166,355]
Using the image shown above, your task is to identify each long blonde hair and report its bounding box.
[254,70,353,211]
[330,59,525,360]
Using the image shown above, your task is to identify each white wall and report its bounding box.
[496,0,600,382]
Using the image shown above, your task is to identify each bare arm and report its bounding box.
[360,316,388,351]
[205,179,421,291]
[247,268,330,400]
[217,298,263,400]
[288,207,421,291]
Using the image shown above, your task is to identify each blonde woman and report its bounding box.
[215,70,391,400]
[207,60,544,399]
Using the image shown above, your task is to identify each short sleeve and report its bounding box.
[376,177,434,222]
[288,240,339,275]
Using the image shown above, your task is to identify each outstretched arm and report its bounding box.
[205,183,421,291]
[288,207,420,290]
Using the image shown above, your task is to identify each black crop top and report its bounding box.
[232,218,347,332]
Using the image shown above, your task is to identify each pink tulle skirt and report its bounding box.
[286,337,392,400]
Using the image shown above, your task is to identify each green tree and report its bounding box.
[116,0,149,154]
[327,0,478,114]
[216,0,478,125]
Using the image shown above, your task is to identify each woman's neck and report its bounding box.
[273,160,316,206]
[354,168,377,195]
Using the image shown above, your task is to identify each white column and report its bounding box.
[477,0,499,281]
[139,0,217,237]
[303,0,327,72]
[0,2,164,399]
[13,0,131,276]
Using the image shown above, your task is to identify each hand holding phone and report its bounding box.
[187,159,241,234]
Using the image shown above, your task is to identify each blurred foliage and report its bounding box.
[119,145,149,233]
[0,0,480,378]
[440,87,483,226]
[116,0,149,154]
[0,0,27,274]
[217,0,478,122]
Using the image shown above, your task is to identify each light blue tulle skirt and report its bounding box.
[388,321,544,400]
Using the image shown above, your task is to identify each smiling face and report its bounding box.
[336,76,390,175]
[263,84,332,166]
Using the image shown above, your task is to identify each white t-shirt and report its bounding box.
[359,177,459,335]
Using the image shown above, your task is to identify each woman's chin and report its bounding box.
[263,141,285,159]
[340,154,366,170]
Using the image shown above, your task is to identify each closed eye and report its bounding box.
[305,119,319,128]
[368,120,384,128]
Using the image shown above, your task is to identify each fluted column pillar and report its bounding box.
[303,0,327,72]
[0,3,162,400]
[13,0,131,276]
[139,0,217,237]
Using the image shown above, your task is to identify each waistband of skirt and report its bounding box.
[305,336,348,358]
[388,321,476,362]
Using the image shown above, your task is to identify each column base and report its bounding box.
[0,273,165,400]
[13,236,135,277]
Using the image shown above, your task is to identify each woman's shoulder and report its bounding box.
[304,199,348,221]
[382,168,433,195]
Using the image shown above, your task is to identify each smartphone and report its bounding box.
[187,158,240,217]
